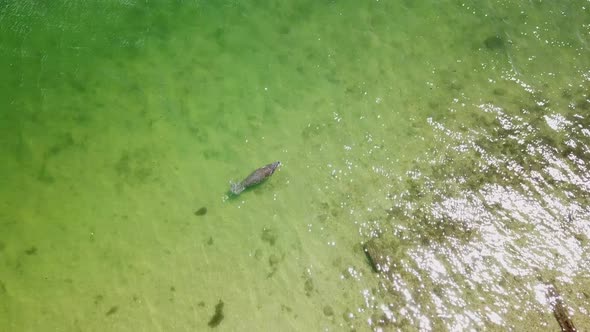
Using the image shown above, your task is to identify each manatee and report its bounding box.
[230,161,281,195]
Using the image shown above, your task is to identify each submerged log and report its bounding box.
[546,283,577,332]
[362,241,380,273]
[362,238,393,274]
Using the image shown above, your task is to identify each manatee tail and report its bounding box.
[230,181,245,195]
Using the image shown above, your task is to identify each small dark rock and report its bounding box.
[25,246,37,255]
[261,227,277,246]
[194,207,207,216]
[484,35,505,50]
[304,277,314,296]
[208,300,224,327]
[493,88,507,96]
[278,25,290,35]
[106,306,118,316]
[268,254,280,268]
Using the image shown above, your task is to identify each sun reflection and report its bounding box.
[351,69,590,329]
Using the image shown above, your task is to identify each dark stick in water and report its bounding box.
[546,283,577,332]
[230,161,281,195]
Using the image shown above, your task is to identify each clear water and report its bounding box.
[1,1,589,331]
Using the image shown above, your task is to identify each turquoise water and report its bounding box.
[1,0,589,331]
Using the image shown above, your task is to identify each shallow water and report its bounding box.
[1,0,589,331]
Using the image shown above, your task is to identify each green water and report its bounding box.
[1,0,589,331]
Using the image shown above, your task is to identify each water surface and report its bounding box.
[1,0,589,331]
